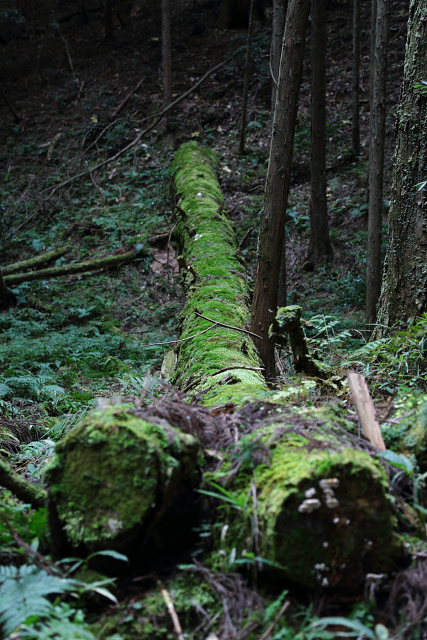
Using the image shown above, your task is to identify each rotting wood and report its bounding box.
[1,245,69,275]
[110,76,144,120]
[269,305,331,378]
[347,371,386,450]
[4,247,146,286]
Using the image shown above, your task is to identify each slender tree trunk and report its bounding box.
[250,0,311,379]
[352,0,361,154]
[271,0,287,109]
[376,0,427,332]
[366,0,388,330]
[162,0,172,116]
[103,0,114,42]
[239,0,256,154]
[307,0,332,264]
[367,0,377,203]
[275,0,288,308]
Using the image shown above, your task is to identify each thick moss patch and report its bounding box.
[171,141,267,406]
[215,407,405,592]
[45,406,202,554]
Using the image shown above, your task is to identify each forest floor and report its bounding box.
[0,0,416,637]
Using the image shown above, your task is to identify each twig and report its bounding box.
[160,585,185,640]
[58,26,76,81]
[258,600,290,640]
[1,515,60,576]
[42,50,240,195]
[166,222,177,285]
[237,227,254,252]
[0,82,20,122]
[208,366,264,376]
[140,323,218,347]
[194,310,262,340]
[110,76,144,120]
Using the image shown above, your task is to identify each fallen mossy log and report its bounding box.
[212,403,408,594]
[0,457,47,508]
[0,245,69,275]
[170,141,267,406]
[44,404,203,564]
[8,141,410,595]
[3,247,146,286]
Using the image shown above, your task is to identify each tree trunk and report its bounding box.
[307,0,333,264]
[352,0,361,154]
[0,270,16,310]
[271,0,287,109]
[366,0,388,329]
[369,0,377,115]
[103,0,114,42]
[239,0,256,154]
[250,0,311,379]
[376,0,427,331]
[162,0,172,115]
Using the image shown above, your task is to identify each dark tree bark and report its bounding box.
[352,0,361,154]
[271,0,287,109]
[376,0,427,331]
[239,0,256,154]
[307,0,333,264]
[162,0,172,113]
[250,0,311,379]
[366,0,388,329]
[103,0,114,42]
[369,0,378,114]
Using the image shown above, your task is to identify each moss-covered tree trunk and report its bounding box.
[376,0,427,331]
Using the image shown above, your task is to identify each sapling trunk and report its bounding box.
[250,0,311,378]
[239,0,256,154]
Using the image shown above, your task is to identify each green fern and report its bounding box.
[0,565,73,636]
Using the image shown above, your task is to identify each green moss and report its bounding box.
[45,406,202,549]
[213,407,404,591]
[171,142,267,406]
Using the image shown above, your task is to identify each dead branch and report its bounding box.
[194,310,262,340]
[347,371,386,450]
[1,245,69,275]
[42,50,240,196]
[160,585,185,640]
[110,75,144,120]
[0,82,20,123]
[0,457,48,508]
[4,246,146,286]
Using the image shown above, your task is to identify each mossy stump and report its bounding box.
[45,406,203,567]
[220,408,406,593]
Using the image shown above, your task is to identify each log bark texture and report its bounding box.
[271,0,287,109]
[250,0,310,378]
[376,0,427,331]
